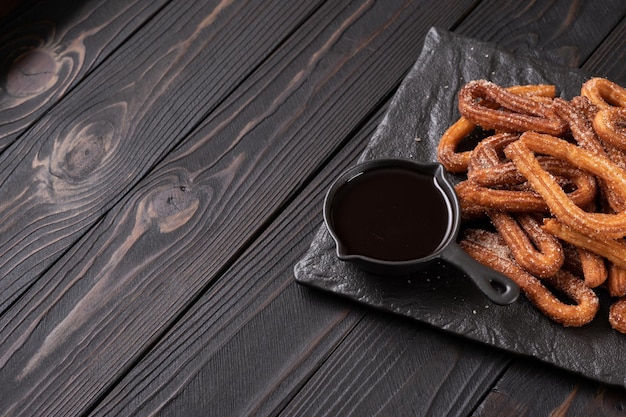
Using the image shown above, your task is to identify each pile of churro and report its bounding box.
[437,77,626,331]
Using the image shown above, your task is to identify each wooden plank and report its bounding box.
[279,315,509,417]
[473,357,626,416]
[0,0,171,152]
[0,0,478,415]
[582,15,626,84]
[91,93,381,417]
[0,0,323,314]
[455,0,626,68]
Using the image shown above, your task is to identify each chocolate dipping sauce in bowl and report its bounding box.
[324,158,519,305]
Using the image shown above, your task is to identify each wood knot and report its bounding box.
[5,48,58,96]
[145,183,203,233]
[50,120,114,182]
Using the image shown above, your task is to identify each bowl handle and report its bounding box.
[442,243,520,305]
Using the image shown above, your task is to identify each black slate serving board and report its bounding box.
[294,27,626,388]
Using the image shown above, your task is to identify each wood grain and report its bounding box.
[0,0,170,153]
[473,358,626,417]
[455,0,626,68]
[581,15,626,84]
[0,0,477,415]
[280,314,508,417]
[90,102,380,417]
[0,0,322,315]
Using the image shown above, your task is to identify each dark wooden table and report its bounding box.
[0,0,625,415]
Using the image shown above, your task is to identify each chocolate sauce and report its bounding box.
[330,166,453,261]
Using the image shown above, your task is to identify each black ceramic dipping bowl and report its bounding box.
[324,158,519,305]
